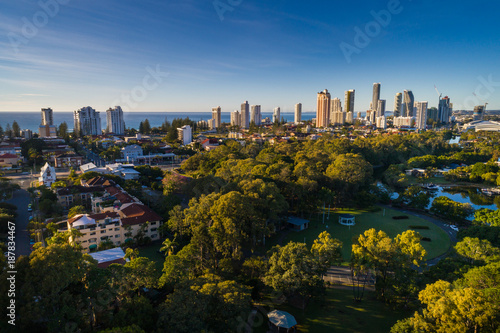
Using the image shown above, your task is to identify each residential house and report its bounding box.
[39,162,56,187]
[0,153,20,168]
[121,144,143,163]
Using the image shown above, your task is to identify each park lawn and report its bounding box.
[271,207,450,261]
[138,242,164,275]
[254,288,412,333]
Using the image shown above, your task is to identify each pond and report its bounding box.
[426,186,499,219]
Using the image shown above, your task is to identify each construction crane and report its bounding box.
[472,93,488,111]
[434,85,442,100]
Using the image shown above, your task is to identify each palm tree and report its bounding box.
[160,237,177,256]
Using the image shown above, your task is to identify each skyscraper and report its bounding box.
[251,105,262,125]
[273,107,281,123]
[39,108,57,138]
[377,100,386,117]
[394,93,402,117]
[106,106,125,134]
[344,89,355,124]
[41,108,53,126]
[316,89,331,127]
[403,90,415,117]
[294,103,302,124]
[74,106,102,136]
[331,98,342,113]
[372,83,381,112]
[438,97,452,124]
[330,98,344,125]
[241,101,250,129]
[415,101,428,130]
[230,110,240,127]
[211,106,222,128]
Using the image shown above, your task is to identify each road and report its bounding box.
[6,189,31,258]
[5,170,76,189]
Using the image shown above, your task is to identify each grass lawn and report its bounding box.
[254,288,412,333]
[268,207,450,261]
[138,242,164,274]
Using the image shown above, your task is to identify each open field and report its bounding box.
[254,288,412,333]
[268,207,451,261]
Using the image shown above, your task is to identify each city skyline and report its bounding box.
[1,1,499,112]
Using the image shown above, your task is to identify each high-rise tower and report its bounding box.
[295,103,302,124]
[106,106,125,134]
[372,83,381,112]
[316,89,331,127]
[394,93,402,117]
[241,101,250,129]
[403,90,415,117]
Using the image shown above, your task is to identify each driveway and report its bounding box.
[6,189,31,257]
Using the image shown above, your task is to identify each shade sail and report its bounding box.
[268,310,297,329]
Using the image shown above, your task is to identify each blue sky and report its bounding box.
[1,0,499,113]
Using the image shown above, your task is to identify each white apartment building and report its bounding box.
[74,106,102,136]
[106,106,125,135]
[177,125,192,145]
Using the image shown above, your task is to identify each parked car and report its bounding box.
[450,225,459,232]
[28,204,32,212]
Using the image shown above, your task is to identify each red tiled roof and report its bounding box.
[106,187,121,195]
[97,258,126,268]
[0,153,18,158]
[89,212,119,221]
[120,203,162,226]
[115,192,135,204]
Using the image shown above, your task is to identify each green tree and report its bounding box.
[157,275,251,333]
[311,231,343,274]
[12,120,20,137]
[455,237,500,264]
[68,205,86,218]
[264,242,324,306]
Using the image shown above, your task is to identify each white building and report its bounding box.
[177,125,192,145]
[376,116,387,129]
[393,116,416,128]
[106,106,125,135]
[39,162,56,187]
[230,110,240,127]
[294,103,302,124]
[121,144,143,163]
[251,105,262,125]
[273,107,281,123]
[211,106,222,129]
[74,106,102,136]
[415,101,428,130]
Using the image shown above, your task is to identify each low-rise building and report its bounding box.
[121,144,143,163]
[0,153,20,168]
[67,203,162,252]
[56,185,105,209]
[54,153,84,168]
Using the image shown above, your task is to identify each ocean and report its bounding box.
[0,111,319,132]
